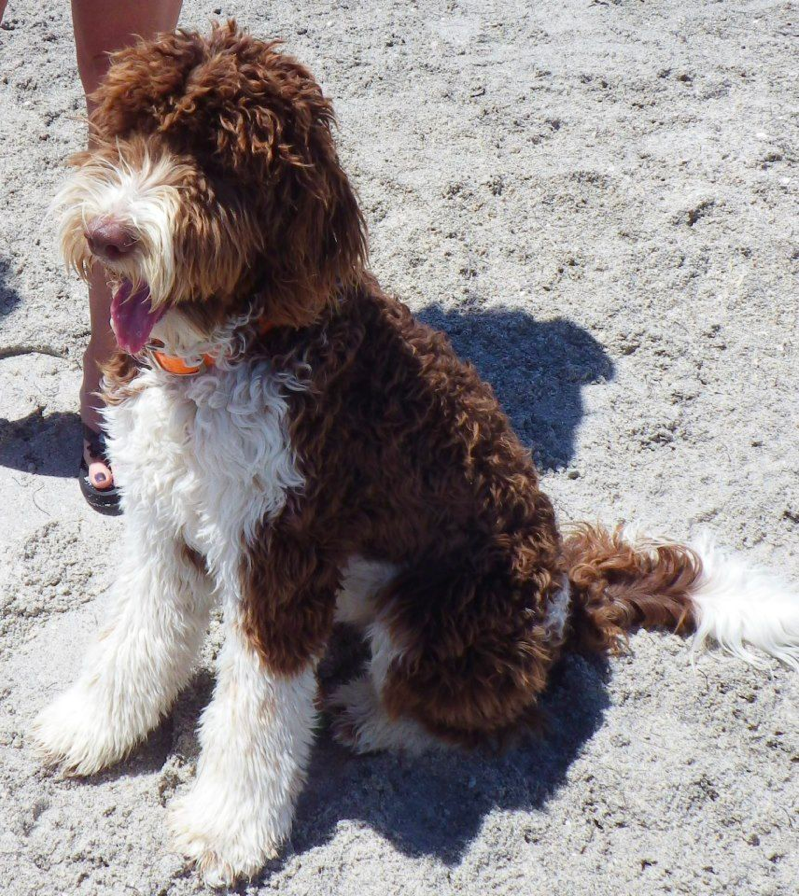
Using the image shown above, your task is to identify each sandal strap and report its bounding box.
[82,423,111,465]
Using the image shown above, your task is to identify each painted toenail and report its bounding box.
[95,472,107,483]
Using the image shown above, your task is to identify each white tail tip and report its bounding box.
[689,533,799,669]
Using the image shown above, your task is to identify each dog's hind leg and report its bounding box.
[329,556,443,754]
[32,527,214,776]
[334,555,397,629]
[328,616,447,755]
[331,555,560,754]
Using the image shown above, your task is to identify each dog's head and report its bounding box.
[55,21,366,355]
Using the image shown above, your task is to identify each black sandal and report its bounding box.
[79,423,122,516]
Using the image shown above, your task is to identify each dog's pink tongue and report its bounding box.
[110,281,164,355]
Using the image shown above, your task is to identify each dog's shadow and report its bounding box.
[0,256,23,319]
[0,409,82,478]
[88,644,610,874]
[109,641,610,875]
[418,304,614,471]
[282,648,611,869]
[0,257,81,478]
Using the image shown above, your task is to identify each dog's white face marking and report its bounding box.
[149,309,208,358]
[53,149,181,307]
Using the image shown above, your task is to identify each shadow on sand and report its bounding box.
[284,650,611,870]
[0,409,81,478]
[0,260,80,478]
[418,304,614,471]
[0,256,22,320]
[0,302,614,481]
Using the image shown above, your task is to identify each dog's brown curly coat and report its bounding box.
[92,22,703,747]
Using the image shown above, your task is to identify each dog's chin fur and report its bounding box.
[38,19,799,888]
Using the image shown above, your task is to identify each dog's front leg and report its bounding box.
[32,517,213,775]
[168,610,318,887]
[169,536,337,887]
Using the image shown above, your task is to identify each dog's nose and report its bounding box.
[85,217,137,261]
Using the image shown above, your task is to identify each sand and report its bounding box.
[0,1,797,894]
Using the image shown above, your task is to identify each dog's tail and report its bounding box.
[562,524,799,668]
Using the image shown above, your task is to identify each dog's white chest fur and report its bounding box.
[105,362,305,591]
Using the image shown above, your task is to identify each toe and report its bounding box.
[84,444,114,490]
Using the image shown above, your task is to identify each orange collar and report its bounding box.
[143,318,276,376]
[146,347,216,375]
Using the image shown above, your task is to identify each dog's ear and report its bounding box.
[89,27,207,140]
[262,91,367,326]
[91,22,305,171]
[92,20,366,325]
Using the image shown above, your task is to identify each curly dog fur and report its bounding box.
[35,21,797,886]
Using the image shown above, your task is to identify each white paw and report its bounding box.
[328,675,441,755]
[169,780,287,887]
[32,683,141,775]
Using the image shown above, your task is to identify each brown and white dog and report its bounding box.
[33,22,798,887]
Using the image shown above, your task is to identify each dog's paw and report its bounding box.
[32,683,137,776]
[327,676,383,753]
[327,675,441,755]
[169,781,286,888]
